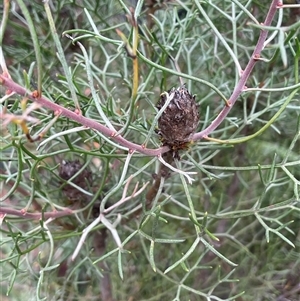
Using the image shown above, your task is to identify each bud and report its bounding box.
[156,85,199,158]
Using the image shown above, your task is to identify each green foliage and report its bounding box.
[0,0,300,300]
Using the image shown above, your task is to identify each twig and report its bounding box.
[72,214,101,261]
[0,206,73,219]
[103,177,149,214]
[72,179,149,261]
[0,74,168,156]
[158,154,197,185]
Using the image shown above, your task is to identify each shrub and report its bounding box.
[1,1,300,300]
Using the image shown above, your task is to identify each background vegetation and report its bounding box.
[0,0,300,300]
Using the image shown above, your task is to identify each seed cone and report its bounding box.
[156,85,199,157]
[59,160,92,202]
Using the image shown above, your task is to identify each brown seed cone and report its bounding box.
[59,160,92,202]
[156,85,200,157]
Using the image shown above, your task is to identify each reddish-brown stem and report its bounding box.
[193,0,280,141]
[0,74,169,156]
[0,206,73,219]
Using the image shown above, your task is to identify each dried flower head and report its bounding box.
[156,85,200,158]
[59,160,92,202]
